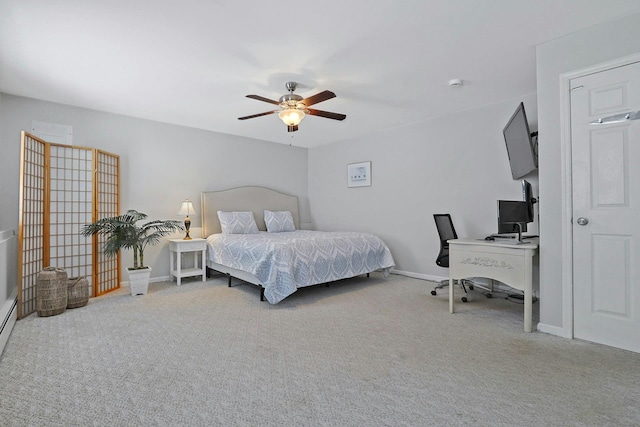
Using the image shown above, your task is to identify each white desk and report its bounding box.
[448,238,538,332]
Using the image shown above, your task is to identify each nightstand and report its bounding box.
[168,238,207,286]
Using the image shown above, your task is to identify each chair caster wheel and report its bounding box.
[469,285,474,290]
[461,297,468,303]
[486,293,492,298]
[431,290,437,296]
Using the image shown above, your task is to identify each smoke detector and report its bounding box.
[448,79,463,87]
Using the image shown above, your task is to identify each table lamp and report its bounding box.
[177,199,196,240]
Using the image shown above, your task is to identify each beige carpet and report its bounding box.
[0,273,638,426]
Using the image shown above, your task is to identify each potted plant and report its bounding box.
[81,210,184,296]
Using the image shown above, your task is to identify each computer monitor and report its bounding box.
[503,102,538,179]
[497,200,529,234]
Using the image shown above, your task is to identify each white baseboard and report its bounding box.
[391,269,445,282]
[538,322,572,338]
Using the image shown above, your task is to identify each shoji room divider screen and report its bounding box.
[18,131,120,319]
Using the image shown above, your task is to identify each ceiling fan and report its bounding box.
[238,81,346,132]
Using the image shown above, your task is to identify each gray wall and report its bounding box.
[0,94,308,280]
[536,11,640,331]
[308,94,539,281]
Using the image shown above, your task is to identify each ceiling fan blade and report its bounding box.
[306,108,346,121]
[246,94,280,105]
[301,90,336,107]
[238,110,277,120]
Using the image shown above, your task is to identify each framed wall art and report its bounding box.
[347,161,371,188]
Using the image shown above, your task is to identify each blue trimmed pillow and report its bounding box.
[264,210,296,233]
[217,211,259,234]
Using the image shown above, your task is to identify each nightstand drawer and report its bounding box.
[169,239,206,252]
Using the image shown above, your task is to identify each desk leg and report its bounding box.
[523,252,534,332]
[449,277,454,313]
[524,275,532,333]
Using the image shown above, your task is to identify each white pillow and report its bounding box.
[217,211,259,234]
[264,210,296,233]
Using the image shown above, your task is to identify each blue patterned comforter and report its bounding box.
[206,230,395,304]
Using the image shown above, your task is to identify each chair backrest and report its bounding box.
[434,214,458,243]
[433,214,458,268]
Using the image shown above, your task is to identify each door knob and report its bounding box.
[577,217,589,226]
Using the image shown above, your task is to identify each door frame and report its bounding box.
[559,53,640,339]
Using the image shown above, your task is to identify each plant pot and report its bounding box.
[127,267,151,296]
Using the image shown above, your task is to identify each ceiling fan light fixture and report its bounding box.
[279,108,306,126]
[239,81,345,132]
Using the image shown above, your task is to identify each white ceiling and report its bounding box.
[2,1,640,148]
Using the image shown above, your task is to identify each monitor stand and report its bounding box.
[504,222,525,243]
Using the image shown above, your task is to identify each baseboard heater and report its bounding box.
[0,230,18,356]
[0,295,17,354]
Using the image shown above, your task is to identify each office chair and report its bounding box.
[431,214,494,301]
[431,213,470,302]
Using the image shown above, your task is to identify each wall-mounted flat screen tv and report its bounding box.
[503,102,537,180]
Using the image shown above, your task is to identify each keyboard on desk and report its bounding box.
[490,234,538,239]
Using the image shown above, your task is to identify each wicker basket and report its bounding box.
[36,267,68,317]
[67,276,89,309]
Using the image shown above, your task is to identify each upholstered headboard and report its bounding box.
[201,186,300,236]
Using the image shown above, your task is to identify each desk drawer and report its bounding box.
[450,249,526,289]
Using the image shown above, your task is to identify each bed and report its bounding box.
[201,186,395,304]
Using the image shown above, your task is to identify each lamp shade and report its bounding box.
[178,200,196,217]
[278,108,305,126]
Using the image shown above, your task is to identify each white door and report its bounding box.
[570,61,640,353]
